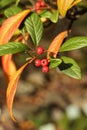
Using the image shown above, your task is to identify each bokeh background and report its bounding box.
[0,0,87,130]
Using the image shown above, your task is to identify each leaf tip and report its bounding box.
[10,114,17,122]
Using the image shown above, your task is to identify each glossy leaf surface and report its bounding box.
[0,9,30,77]
[0,9,30,45]
[25,13,43,46]
[6,58,34,121]
[40,10,59,23]
[60,36,87,52]
[49,58,62,69]
[4,5,22,17]
[0,42,29,56]
[59,56,81,79]
[47,31,67,60]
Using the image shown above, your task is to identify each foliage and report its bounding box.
[0,0,87,121]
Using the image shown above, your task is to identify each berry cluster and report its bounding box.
[35,0,46,13]
[34,46,49,73]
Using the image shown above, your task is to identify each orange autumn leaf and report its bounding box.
[0,9,30,44]
[0,9,30,78]
[47,31,67,60]
[57,0,81,17]
[2,55,17,81]
[69,0,82,8]
[6,58,35,121]
[2,55,16,81]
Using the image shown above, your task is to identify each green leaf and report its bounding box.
[4,5,22,17]
[60,36,87,52]
[0,0,15,9]
[59,56,81,79]
[39,10,59,23]
[50,10,59,23]
[49,58,62,69]
[0,42,29,56]
[25,13,43,46]
[0,17,5,26]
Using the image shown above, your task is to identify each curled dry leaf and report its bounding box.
[69,0,82,9]
[47,31,68,60]
[6,58,35,121]
[57,0,81,17]
[0,9,30,45]
[2,55,16,81]
[0,9,30,79]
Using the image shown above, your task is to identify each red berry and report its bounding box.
[40,1,45,7]
[41,59,48,66]
[35,59,41,67]
[36,2,40,9]
[36,9,41,13]
[42,66,49,73]
[36,46,44,55]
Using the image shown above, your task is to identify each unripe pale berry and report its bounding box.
[35,59,41,67]
[41,59,48,66]
[36,46,44,55]
[42,66,49,73]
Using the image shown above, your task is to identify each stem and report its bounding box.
[16,0,20,6]
[28,0,35,6]
[31,5,50,12]
[26,56,36,61]
[68,20,74,30]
